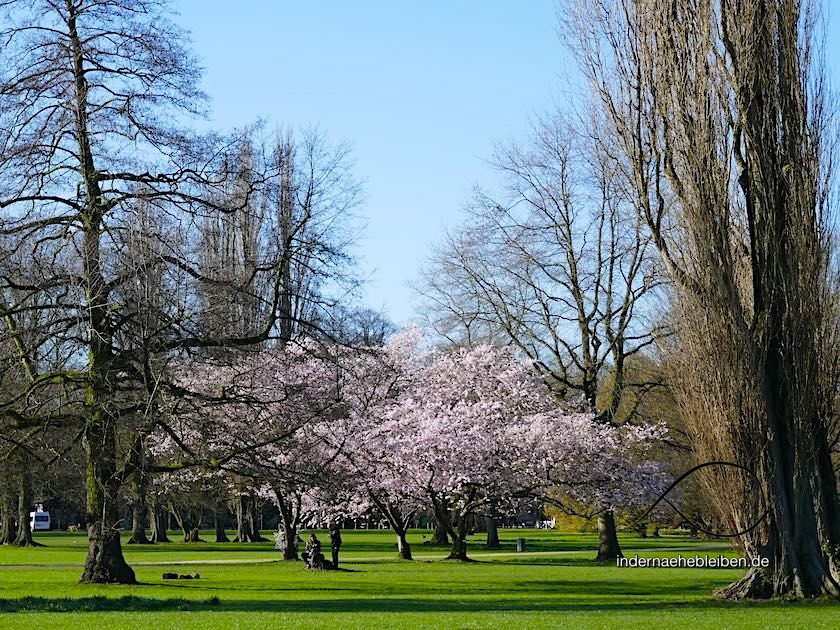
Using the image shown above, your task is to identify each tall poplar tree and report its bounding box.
[563,0,840,598]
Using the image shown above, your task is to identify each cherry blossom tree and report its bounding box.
[518,415,669,539]
[329,335,425,559]
[158,340,351,555]
[361,337,667,561]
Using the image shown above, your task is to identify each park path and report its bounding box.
[0,544,730,569]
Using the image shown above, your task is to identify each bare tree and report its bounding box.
[416,113,663,560]
[196,126,363,349]
[0,1,361,583]
[562,0,840,598]
[322,306,396,347]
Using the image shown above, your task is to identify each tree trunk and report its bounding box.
[396,529,413,560]
[281,521,299,560]
[149,500,170,543]
[275,494,300,560]
[13,465,37,547]
[431,521,449,545]
[187,509,203,541]
[716,444,840,599]
[233,494,264,542]
[82,525,135,584]
[595,511,622,561]
[0,491,14,545]
[214,508,230,543]
[80,415,135,584]
[72,3,135,578]
[435,502,471,561]
[127,474,150,545]
[716,365,840,599]
[234,494,252,542]
[52,507,63,532]
[447,534,469,561]
[485,516,500,548]
[370,497,414,561]
[167,503,190,542]
[246,495,266,542]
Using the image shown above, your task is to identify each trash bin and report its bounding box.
[516,537,526,552]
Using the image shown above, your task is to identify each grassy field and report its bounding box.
[0,529,837,629]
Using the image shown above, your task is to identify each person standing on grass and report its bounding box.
[329,522,342,569]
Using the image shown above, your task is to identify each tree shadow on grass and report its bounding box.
[0,595,220,613]
[491,557,605,567]
[0,595,834,615]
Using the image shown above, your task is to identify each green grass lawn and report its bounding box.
[0,529,836,629]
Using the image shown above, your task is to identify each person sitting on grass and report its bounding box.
[302,533,331,570]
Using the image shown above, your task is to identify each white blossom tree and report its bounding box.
[358,336,666,560]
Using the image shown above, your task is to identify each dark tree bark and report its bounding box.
[433,499,473,561]
[149,499,170,543]
[51,507,63,532]
[233,494,251,542]
[0,493,15,545]
[431,521,449,545]
[233,494,248,542]
[595,511,622,561]
[80,418,135,584]
[214,507,230,543]
[167,501,190,542]
[279,521,299,560]
[127,473,150,545]
[233,494,264,542]
[445,518,471,562]
[188,509,204,541]
[13,463,38,547]
[485,516,500,549]
[246,495,267,542]
[275,491,301,560]
[82,526,134,584]
[168,505,203,542]
[396,530,413,560]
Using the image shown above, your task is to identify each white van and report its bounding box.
[29,507,51,531]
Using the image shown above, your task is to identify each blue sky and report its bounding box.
[176,1,569,325]
[176,1,840,326]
